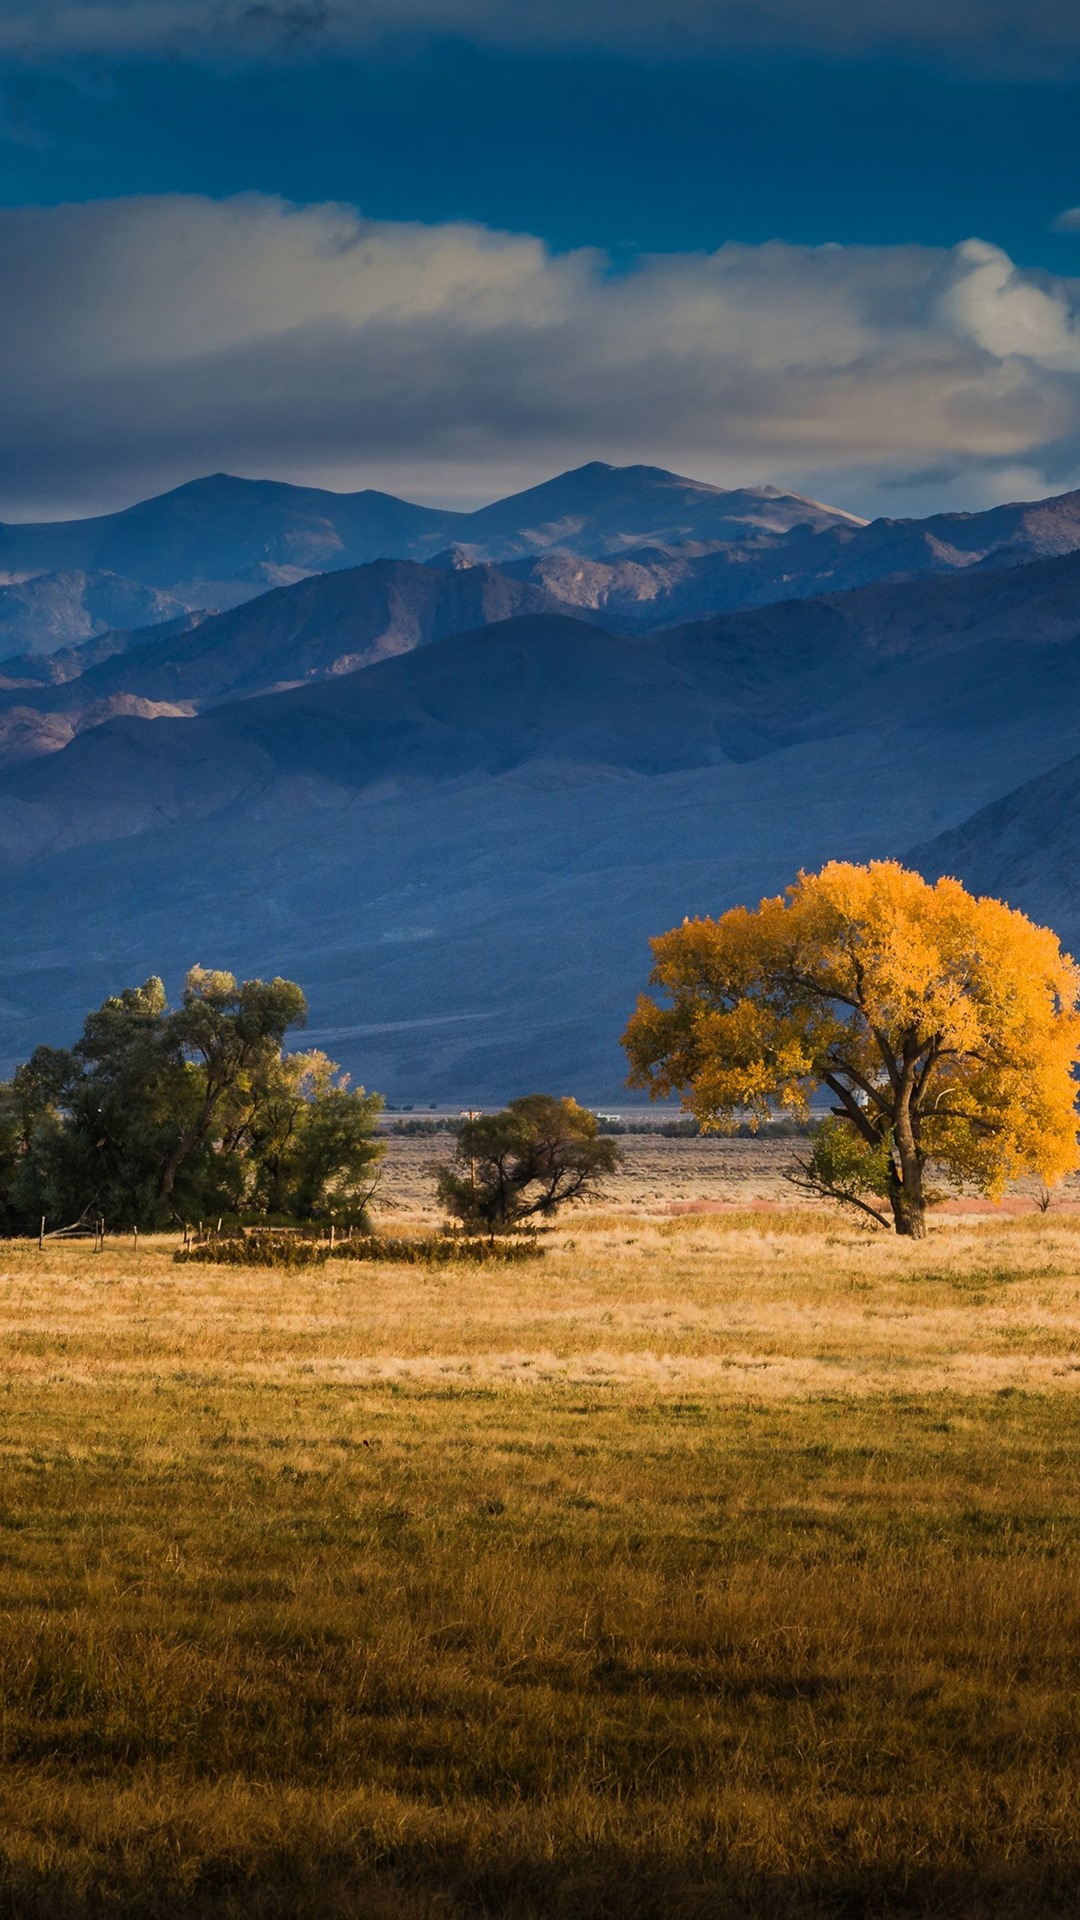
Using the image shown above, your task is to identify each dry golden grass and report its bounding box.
[4,1163,1080,1915]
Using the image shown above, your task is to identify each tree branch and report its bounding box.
[824,1057,893,1116]
[785,1161,891,1229]
[769,967,861,1011]
[821,1072,882,1146]
[870,1025,903,1096]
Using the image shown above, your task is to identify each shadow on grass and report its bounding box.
[5,1842,1080,1920]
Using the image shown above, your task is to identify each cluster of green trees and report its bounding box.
[0,968,623,1239]
[0,968,383,1233]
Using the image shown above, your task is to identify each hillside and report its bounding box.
[5,537,1080,773]
[0,464,852,612]
[0,545,1079,1095]
[0,570,188,660]
[32,558,568,711]
[6,553,1080,859]
[912,753,1080,954]
[0,560,578,763]
[0,476,455,604]
[505,491,1080,626]
[11,547,1080,851]
[438,464,860,559]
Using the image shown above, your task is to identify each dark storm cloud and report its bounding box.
[2,0,1080,75]
[2,194,1080,520]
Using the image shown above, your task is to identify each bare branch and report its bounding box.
[785,1160,891,1229]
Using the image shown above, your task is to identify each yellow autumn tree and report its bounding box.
[623,860,1080,1236]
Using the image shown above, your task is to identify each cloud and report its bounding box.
[1054,208,1080,232]
[3,194,1080,521]
[3,0,1080,76]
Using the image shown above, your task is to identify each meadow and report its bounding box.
[2,1137,1080,1916]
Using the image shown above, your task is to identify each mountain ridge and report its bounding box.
[5,462,1080,660]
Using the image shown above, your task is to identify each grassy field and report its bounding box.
[3,1159,1080,1915]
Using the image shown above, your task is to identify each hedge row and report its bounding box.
[175,1233,543,1269]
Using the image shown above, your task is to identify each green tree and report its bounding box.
[13,980,199,1228]
[437,1095,621,1231]
[158,967,308,1204]
[0,968,383,1232]
[227,1049,383,1224]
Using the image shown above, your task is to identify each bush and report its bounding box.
[438,1095,620,1230]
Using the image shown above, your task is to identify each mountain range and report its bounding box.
[8,459,1080,660]
[4,532,1080,775]
[0,459,1079,1098]
[0,464,855,644]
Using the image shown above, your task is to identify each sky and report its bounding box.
[2,0,1080,521]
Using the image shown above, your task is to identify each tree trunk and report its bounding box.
[888,1173,926,1238]
[889,1096,927,1238]
[160,1086,220,1199]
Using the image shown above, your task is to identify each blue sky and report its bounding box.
[4,49,1080,273]
[2,1,1080,521]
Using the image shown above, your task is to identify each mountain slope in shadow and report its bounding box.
[912,751,1080,953]
[4,540,1080,859]
[0,539,1079,1095]
[7,534,1080,774]
[0,463,851,602]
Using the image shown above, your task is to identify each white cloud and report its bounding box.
[2,0,1080,75]
[940,238,1080,370]
[3,195,1080,521]
[1054,208,1080,232]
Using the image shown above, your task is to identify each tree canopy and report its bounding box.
[437,1095,621,1232]
[0,967,383,1232]
[623,860,1080,1236]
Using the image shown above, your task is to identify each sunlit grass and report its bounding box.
[2,1201,1080,1914]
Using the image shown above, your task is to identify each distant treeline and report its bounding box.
[595,1116,812,1137]
[382,1114,812,1139]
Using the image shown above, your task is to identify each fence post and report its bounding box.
[133,1227,139,1255]
[38,1216,44,1251]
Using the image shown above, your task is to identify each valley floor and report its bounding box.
[375,1128,1080,1221]
[3,1170,1080,1914]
